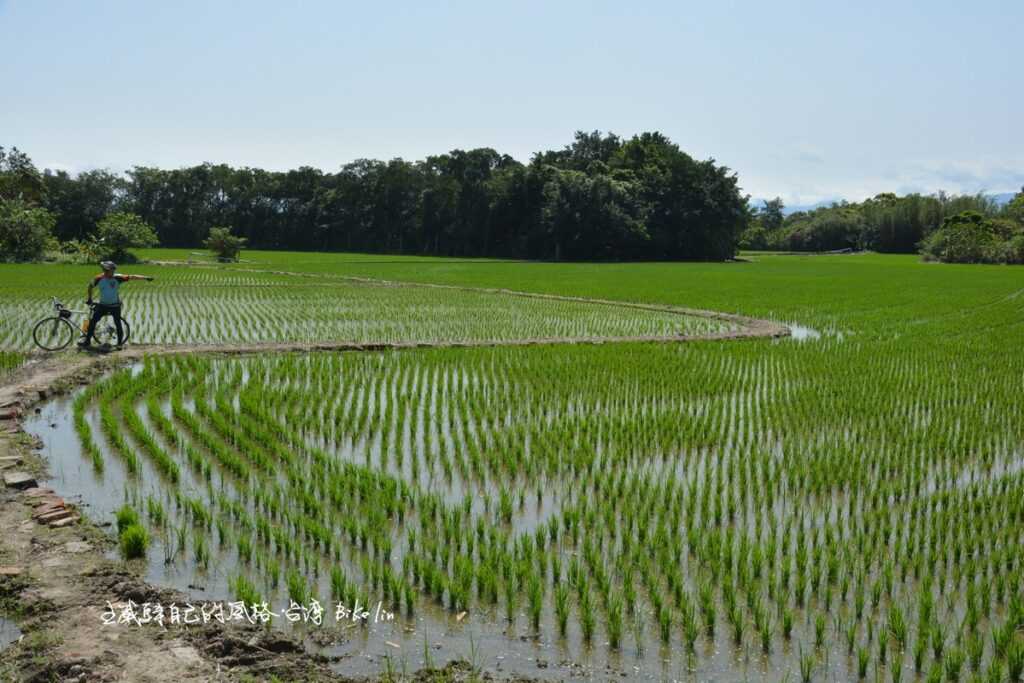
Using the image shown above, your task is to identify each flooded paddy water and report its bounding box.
[0,617,20,652]
[21,338,1024,681]
[9,378,859,681]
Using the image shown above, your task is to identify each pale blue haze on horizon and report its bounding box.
[1,0,1021,206]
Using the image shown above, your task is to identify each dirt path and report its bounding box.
[7,316,786,383]
[0,275,788,681]
[0,481,345,682]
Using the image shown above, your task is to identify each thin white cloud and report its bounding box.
[743,158,1023,207]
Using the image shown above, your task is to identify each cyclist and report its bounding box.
[78,261,154,349]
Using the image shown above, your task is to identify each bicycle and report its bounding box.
[32,298,132,351]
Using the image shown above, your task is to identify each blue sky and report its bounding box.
[1,0,1021,205]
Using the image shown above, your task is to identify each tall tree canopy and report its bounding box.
[11,132,752,261]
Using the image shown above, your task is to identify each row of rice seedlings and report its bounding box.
[192,394,276,475]
[96,388,138,474]
[171,401,250,484]
[121,394,180,483]
[0,350,25,377]
[72,388,104,472]
[146,394,210,480]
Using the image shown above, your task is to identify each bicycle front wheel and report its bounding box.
[33,317,76,351]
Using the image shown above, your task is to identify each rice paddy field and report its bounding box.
[0,263,734,350]
[10,251,1024,682]
[0,351,24,378]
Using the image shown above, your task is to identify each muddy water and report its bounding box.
[0,616,20,651]
[26,380,869,682]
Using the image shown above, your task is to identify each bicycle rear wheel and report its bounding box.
[33,317,76,351]
[94,316,131,346]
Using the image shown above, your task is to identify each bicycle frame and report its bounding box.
[33,297,131,351]
[50,297,88,328]
[52,297,129,340]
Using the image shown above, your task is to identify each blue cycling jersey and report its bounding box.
[94,274,127,305]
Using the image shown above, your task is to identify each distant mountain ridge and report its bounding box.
[751,191,1017,216]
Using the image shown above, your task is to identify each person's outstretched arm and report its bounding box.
[119,274,155,282]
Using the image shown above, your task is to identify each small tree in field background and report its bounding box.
[96,212,159,262]
[204,226,247,262]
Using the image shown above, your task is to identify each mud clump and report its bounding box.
[0,572,53,620]
[109,578,175,606]
[22,657,103,683]
[186,620,332,680]
[81,565,180,606]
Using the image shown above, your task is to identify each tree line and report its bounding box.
[2,131,749,262]
[743,190,1024,259]
[5,136,1021,264]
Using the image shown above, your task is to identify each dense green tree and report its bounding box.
[611,133,749,260]
[1,148,56,261]
[760,198,785,232]
[1005,187,1024,225]
[738,225,773,251]
[918,210,1023,264]
[0,198,56,261]
[533,130,622,171]
[96,212,160,261]
[42,168,120,240]
[204,226,248,261]
[0,146,46,203]
[484,164,537,257]
[785,207,864,251]
[539,166,650,260]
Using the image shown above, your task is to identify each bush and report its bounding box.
[1005,188,1024,225]
[0,198,56,262]
[999,233,1024,264]
[58,237,104,264]
[204,226,247,262]
[918,211,1022,264]
[96,212,159,262]
[119,523,150,560]
[780,209,863,252]
[738,225,779,251]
